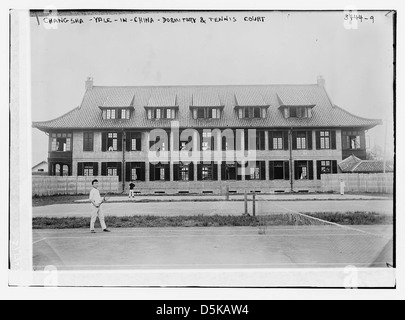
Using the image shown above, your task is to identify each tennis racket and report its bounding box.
[102,192,112,204]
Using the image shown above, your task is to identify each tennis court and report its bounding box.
[33,224,393,271]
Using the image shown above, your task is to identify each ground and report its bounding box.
[32,193,394,274]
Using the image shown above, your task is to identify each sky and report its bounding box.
[30,10,395,166]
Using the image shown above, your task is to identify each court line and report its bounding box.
[32,233,381,244]
[260,197,392,239]
[33,238,47,245]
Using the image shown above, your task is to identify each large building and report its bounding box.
[32,77,382,194]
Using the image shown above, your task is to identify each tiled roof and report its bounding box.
[338,154,362,172]
[192,89,222,107]
[338,155,394,173]
[102,88,135,107]
[235,91,267,106]
[277,88,314,106]
[32,84,382,131]
[147,89,177,107]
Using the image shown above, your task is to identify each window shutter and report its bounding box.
[317,161,322,180]
[342,134,349,150]
[188,162,194,181]
[140,162,145,181]
[260,131,265,150]
[269,161,274,180]
[307,131,313,150]
[245,130,250,151]
[126,162,131,182]
[117,162,122,182]
[93,162,98,176]
[126,132,131,151]
[332,160,338,174]
[149,164,155,181]
[308,161,314,180]
[238,108,243,119]
[101,162,107,176]
[165,164,170,181]
[78,163,83,176]
[268,131,273,150]
[222,136,227,151]
[213,162,218,181]
[173,164,179,181]
[260,161,266,180]
[284,161,290,180]
[283,131,289,150]
[136,133,142,151]
[292,131,297,150]
[316,131,321,150]
[102,132,107,152]
[294,162,300,180]
[331,131,337,150]
[117,132,123,151]
[360,134,366,150]
[237,163,242,181]
[221,163,227,180]
[197,163,202,181]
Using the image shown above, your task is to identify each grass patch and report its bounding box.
[32,211,393,229]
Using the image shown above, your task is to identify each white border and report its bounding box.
[3,0,404,300]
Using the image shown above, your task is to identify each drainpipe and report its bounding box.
[289,127,294,192]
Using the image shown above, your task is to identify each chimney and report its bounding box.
[317,75,325,87]
[85,77,94,90]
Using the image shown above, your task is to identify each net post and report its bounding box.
[244,189,248,215]
[253,192,256,217]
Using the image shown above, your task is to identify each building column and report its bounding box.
[265,130,269,151]
[193,130,199,181]
[265,161,270,181]
[145,161,150,182]
[217,162,222,181]
[240,130,245,181]
[170,131,174,182]
[313,160,318,181]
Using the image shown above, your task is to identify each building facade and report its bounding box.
[32,77,382,194]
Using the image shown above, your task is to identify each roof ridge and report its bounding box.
[333,105,383,123]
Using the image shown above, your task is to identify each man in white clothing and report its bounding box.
[89,179,111,233]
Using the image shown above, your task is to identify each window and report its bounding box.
[269,161,289,180]
[238,107,263,119]
[166,109,172,119]
[273,133,283,150]
[212,109,220,119]
[320,160,331,175]
[108,167,118,176]
[349,136,361,149]
[108,133,118,151]
[250,167,260,180]
[296,132,307,150]
[320,131,330,149]
[180,165,189,181]
[83,132,94,151]
[156,109,161,119]
[294,161,314,180]
[256,131,266,151]
[51,133,72,152]
[147,109,153,120]
[289,107,307,118]
[202,131,212,151]
[121,109,127,119]
[317,160,338,179]
[105,109,116,120]
[84,166,93,176]
[201,165,212,180]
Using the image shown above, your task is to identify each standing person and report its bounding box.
[129,181,136,199]
[89,179,111,233]
[340,178,346,196]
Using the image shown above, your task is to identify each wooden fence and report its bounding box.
[321,173,394,194]
[32,176,119,196]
